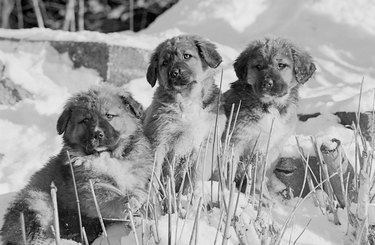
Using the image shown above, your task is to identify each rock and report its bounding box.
[274,140,356,208]
[107,45,149,85]
[51,41,109,80]
[0,77,32,105]
[50,41,150,85]
[335,111,374,142]
[274,156,321,198]
[0,38,150,86]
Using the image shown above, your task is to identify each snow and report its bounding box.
[1,0,375,244]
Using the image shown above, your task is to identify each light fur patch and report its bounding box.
[82,152,139,194]
[25,190,53,227]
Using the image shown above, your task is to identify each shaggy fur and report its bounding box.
[143,35,226,192]
[223,37,316,190]
[1,85,153,244]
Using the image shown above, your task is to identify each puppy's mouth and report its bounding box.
[88,138,120,154]
[254,79,289,98]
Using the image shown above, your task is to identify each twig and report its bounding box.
[213,210,224,245]
[167,178,172,245]
[222,184,236,245]
[189,197,203,245]
[50,182,61,245]
[20,212,27,245]
[67,151,84,243]
[32,0,44,28]
[78,0,84,31]
[211,68,224,204]
[128,203,140,245]
[311,137,341,225]
[129,0,134,31]
[89,179,110,244]
[63,0,76,31]
[16,0,23,28]
[258,117,275,214]
[82,227,89,245]
[292,218,311,245]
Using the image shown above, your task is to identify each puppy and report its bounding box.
[223,37,316,192]
[1,85,153,244]
[143,35,226,192]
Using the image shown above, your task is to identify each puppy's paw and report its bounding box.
[111,146,125,159]
[70,155,95,167]
[127,197,142,213]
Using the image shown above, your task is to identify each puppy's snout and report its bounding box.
[169,68,180,79]
[262,78,274,90]
[94,129,104,140]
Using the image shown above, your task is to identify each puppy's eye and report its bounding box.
[161,60,168,66]
[278,63,287,70]
[79,118,89,124]
[105,114,117,121]
[183,54,192,60]
[254,65,262,70]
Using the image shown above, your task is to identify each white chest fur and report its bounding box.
[173,97,223,157]
[237,106,297,162]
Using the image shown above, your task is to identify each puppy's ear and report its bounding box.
[194,38,222,68]
[57,108,71,135]
[120,93,144,119]
[292,48,316,84]
[233,49,250,81]
[146,51,158,87]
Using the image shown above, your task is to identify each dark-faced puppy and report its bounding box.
[143,35,226,193]
[223,37,316,192]
[1,85,153,245]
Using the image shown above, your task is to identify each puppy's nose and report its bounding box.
[262,79,273,89]
[94,130,104,140]
[169,69,180,79]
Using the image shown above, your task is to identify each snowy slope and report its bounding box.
[0,0,375,244]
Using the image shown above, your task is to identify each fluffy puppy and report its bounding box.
[1,85,153,244]
[223,37,316,190]
[143,35,226,192]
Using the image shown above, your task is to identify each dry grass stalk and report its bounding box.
[88,179,110,244]
[67,150,84,243]
[311,136,341,225]
[167,178,172,245]
[19,212,27,245]
[295,136,321,208]
[292,218,311,245]
[222,184,236,245]
[127,203,140,245]
[213,209,224,245]
[129,0,134,31]
[50,181,61,245]
[177,192,195,245]
[211,69,224,204]
[82,227,89,245]
[356,170,370,244]
[188,197,203,245]
[257,117,275,216]
[78,0,84,31]
[152,194,161,244]
[31,0,44,28]
[63,0,76,31]
[16,0,23,28]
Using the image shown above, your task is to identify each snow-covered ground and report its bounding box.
[1,0,375,244]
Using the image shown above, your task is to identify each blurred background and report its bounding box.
[0,0,178,32]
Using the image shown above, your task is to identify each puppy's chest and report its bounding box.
[174,101,222,155]
[80,154,138,194]
[238,107,297,152]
